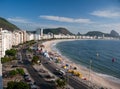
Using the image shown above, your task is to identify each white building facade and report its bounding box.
[0,29,13,58]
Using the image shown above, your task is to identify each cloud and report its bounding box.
[7,17,30,23]
[39,15,92,23]
[91,10,120,18]
[87,22,120,34]
[7,16,120,34]
[99,23,120,31]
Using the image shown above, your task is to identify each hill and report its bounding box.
[0,17,20,31]
[110,30,119,37]
[85,31,104,36]
[85,30,119,37]
[43,27,73,35]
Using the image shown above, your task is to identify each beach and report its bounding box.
[43,39,120,89]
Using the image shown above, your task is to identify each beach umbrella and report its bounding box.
[74,67,77,70]
[58,57,62,60]
[63,66,67,69]
[66,64,69,66]
[68,69,73,73]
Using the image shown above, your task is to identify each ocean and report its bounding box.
[55,40,120,80]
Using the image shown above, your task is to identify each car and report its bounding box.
[11,65,18,68]
[18,60,23,63]
[24,76,30,80]
[24,73,29,78]
[25,79,31,82]
[24,73,29,76]
[28,81,34,85]
[30,84,38,89]
[59,70,66,75]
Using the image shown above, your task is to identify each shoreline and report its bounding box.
[43,39,120,89]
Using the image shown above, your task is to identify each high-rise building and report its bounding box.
[0,29,12,58]
[0,28,3,89]
[40,28,43,37]
[35,28,44,40]
[23,30,27,42]
[0,28,3,59]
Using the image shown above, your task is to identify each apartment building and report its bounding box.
[12,31,21,46]
[26,32,35,41]
[0,28,13,58]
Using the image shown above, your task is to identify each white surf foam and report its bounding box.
[96,72,120,84]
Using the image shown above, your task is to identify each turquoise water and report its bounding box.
[56,40,120,79]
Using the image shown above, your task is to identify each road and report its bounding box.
[41,56,92,89]
[20,44,93,89]
[21,48,56,89]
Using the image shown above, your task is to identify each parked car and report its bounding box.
[30,84,38,89]
[11,65,18,68]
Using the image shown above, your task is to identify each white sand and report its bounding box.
[43,39,120,89]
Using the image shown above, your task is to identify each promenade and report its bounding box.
[0,64,3,89]
[3,40,118,89]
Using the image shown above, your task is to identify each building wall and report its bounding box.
[23,30,27,42]
[0,30,13,58]
[0,30,2,59]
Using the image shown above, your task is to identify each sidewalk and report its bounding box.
[0,63,3,89]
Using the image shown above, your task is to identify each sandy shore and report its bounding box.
[43,39,120,89]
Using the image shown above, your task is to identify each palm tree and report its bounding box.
[55,78,66,89]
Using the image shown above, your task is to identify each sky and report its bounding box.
[0,0,120,34]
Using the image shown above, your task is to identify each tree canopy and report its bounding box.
[6,81,29,89]
[9,68,25,76]
[56,79,66,88]
[31,55,40,64]
[5,49,17,56]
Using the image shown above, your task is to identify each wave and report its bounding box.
[50,40,120,89]
[51,42,62,56]
[96,73,120,84]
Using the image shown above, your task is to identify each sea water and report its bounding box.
[55,40,120,80]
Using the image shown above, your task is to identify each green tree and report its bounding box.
[14,82,29,89]
[1,55,17,64]
[26,47,32,52]
[6,81,29,89]
[6,81,15,89]
[31,55,40,64]
[9,70,18,76]
[16,68,25,75]
[9,68,25,76]
[5,49,17,56]
[56,79,66,89]
[1,56,11,63]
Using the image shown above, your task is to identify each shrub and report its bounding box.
[9,68,25,76]
[5,49,17,56]
[9,70,18,76]
[6,81,29,89]
[16,68,25,75]
[1,57,10,63]
[31,55,40,64]
[56,78,66,88]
